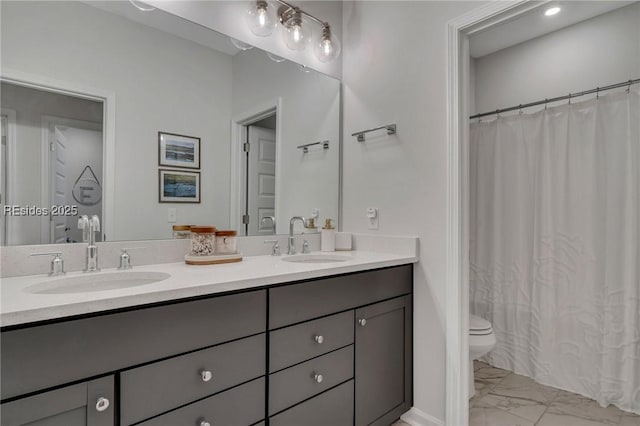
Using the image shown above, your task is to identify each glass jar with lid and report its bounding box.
[172,225,192,239]
[215,230,238,254]
[189,226,216,256]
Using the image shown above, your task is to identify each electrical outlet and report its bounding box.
[167,208,177,223]
[367,207,379,230]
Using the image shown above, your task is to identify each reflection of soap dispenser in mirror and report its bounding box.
[306,218,318,233]
[321,219,336,252]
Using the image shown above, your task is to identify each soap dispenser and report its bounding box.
[321,219,336,252]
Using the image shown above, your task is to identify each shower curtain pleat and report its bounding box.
[470,88,640,414]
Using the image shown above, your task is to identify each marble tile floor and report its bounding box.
[470,361,640,426]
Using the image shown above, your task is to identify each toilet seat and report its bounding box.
[470,314,493,336]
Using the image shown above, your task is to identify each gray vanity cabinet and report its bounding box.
[268,264,413,425]
[0,376,114,426]
[355,295,413,426]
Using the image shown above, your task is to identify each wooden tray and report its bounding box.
[184,252,243,265]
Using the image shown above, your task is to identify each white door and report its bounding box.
[247,125,276,236]
[0,115,7,245]
[49,123,102,243]
[51,125,69,243]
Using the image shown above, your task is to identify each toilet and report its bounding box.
[469,314,496,398]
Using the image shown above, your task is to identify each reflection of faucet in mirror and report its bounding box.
[78,215,100,272]
[261,216,276,235]
[288,216,307,255]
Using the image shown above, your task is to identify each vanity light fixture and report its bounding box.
[246,0,277,37]
[129,0,155,12]
[544,6,561,16]
[245,0,341,62]
[315,23,341,63]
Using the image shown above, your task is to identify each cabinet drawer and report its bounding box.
[137,377,264,426]
[269,265,412,328]
[121,334,265,425]
[270,380,354,426]
[1,290,266,399]
[270,310,353,372]
[269,345,353,415]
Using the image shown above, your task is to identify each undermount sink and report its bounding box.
[282,254,351,263]
[25,271,171,295]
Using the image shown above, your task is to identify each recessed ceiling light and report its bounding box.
[544,7,561,17]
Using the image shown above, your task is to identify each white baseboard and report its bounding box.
[400,407,445,426]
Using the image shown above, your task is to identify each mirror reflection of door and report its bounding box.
[1,114,8,245]
[48,120,103,243]
[245,117,276,236]
[0,82,104,245]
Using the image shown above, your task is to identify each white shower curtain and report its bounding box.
[470,87,640,414]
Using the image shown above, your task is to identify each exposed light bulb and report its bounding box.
[282,9,310,51]
[314,24,341,63]
[544,6,561,16]
[246,0,275,37]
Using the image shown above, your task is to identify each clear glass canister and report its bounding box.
[172,225,192,239]
[215,230,237,254]
[189,226,216,256]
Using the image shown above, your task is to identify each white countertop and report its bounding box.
[1,251,417,327]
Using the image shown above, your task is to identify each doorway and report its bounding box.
[44,116,103,243]
[244,115,277,236]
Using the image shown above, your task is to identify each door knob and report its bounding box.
[358,318,367,326]
[95,397,110,412]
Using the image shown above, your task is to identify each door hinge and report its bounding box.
[50,142,55,151]
[242,214,250,225]
[243,142,250,153]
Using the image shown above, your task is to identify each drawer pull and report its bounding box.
[313,373,324,384]
[95,397,110,412]
[200,370,213,382]
[358,318,367,327]
[314,335,324,344]
[198,419,211,426]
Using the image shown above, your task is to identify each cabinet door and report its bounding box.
[355,296,412,426]
[1,376,114,426]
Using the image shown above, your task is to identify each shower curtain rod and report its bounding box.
[470,78,639,120]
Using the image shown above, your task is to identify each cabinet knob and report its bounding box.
[200,370,213,382]
[313,373,324,383]
[95,397,110,412]
[314,335,324,344]
[199,420,211,426]
[358,318,367,327]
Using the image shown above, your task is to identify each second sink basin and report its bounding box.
[282,254,351,263]
[25,271,171,295]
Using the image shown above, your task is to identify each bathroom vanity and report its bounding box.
[1,256,414,426]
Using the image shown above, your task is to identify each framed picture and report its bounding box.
[159,169,200,203]
[158,132,200,169]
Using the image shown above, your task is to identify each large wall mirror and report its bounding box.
[0,0,340,246]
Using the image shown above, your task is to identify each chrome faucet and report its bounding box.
[78,215,100,272]
[288,216,307,255]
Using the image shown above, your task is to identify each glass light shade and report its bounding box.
[266,52,286,63]
[314,26,341,63]
[246,1,276,37]
[282,14,311,51]
[230,38,254,51]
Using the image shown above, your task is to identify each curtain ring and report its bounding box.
[568,93,572,105]
[496,109,500,119]
[519,104,523,115]
[627,80,632,94]
[596,87,600,100]
[544,99,548,110]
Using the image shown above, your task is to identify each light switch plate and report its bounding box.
[367,207,379,230]
[167,208,177,223]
